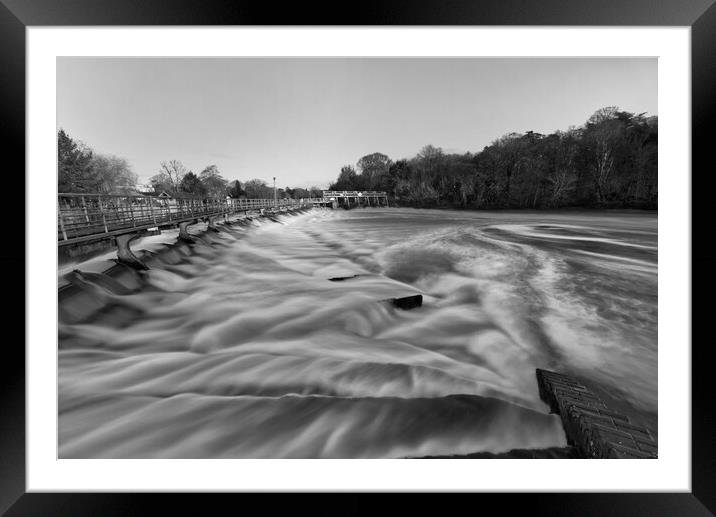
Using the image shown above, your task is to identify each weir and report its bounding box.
[57,193,314,246]
[58,192,389,266]
[57,200,655,459]
[58,206,426,325]
[57,193,321,267]
[58,192,388,255]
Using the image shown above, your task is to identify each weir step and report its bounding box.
[328,274,362,281]
[411,446,579,459]
[535,368,657,459]
[386,294,423,310]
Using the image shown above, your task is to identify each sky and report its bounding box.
[57,58,657,189]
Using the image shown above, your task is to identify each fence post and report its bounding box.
[81,196,90,226]
[149,197,156,225]
[58,200,68,241]
[98,197,108,233]
[112,197,121,227]
[129,198,136,227]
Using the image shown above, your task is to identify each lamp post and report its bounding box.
[273,176,277,208]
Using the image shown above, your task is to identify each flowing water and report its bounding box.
[58,208,657,458]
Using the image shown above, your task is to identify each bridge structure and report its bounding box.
[320,191,389,209]
[57,193,313,246]
[57,190,390,268]
[57,193,313,268]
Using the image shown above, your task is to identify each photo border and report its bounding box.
[4,0,714,514]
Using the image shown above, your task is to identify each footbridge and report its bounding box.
[58,193,313,246]
[58,193,315,268]
[319,191,388,208]
[57,190,390,268]
[58,191,389,247]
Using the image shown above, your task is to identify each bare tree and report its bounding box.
[545,131,578,207]
[90,154,138,194]
[151,160,188,194]
[584,108,622,204]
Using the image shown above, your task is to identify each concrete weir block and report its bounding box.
[115,233,149,270]
[328,274,362,281]
[178,220,198,243]
[384,294,423,310]
[204,216,220,232]
[535,368,657,459]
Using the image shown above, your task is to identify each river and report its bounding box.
[58,208,657,458]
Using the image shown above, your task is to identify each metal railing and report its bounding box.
[322,191,387,197]
[58,193,311,245]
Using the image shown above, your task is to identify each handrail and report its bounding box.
[58,193,311,245]
[322,191,387,197]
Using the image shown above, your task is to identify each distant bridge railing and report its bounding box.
[322,191,387,198]
[58,193,311,246]
[321,190,389,207]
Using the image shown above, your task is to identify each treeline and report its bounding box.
[58,129,139,194]
[149,159,242,198]
[150,161,323,200]
[58,129,323,200]
[329,107,658,209]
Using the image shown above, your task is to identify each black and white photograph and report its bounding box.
[56,56,659,460]
[0,0,708,509]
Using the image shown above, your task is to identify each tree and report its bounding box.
[243,179,273,199]
[543,131,579,207]
[582,107,624,204]
[58,130,139,195]
[488,134,527,204]
[388,160,412,199]
[58,129,94,192]
[330,165,359,191]
[413,145,445,203]
[227,179,244,198]
[179,171,206,197]
[151,160,188,194]
[199,165,228,199]
[325,106,657,209]
[357,152,392,190]
[634,116,658,206]
[90,153,138,194]
[290,187,311,199]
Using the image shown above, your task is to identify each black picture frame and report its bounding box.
[2,0,713,514]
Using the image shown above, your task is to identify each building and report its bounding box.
[134,183,155,194]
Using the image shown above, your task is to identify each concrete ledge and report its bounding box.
[328,274,362,281]
[536,368,657,458]
[386,294,423,310]
[411,446,579,459]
